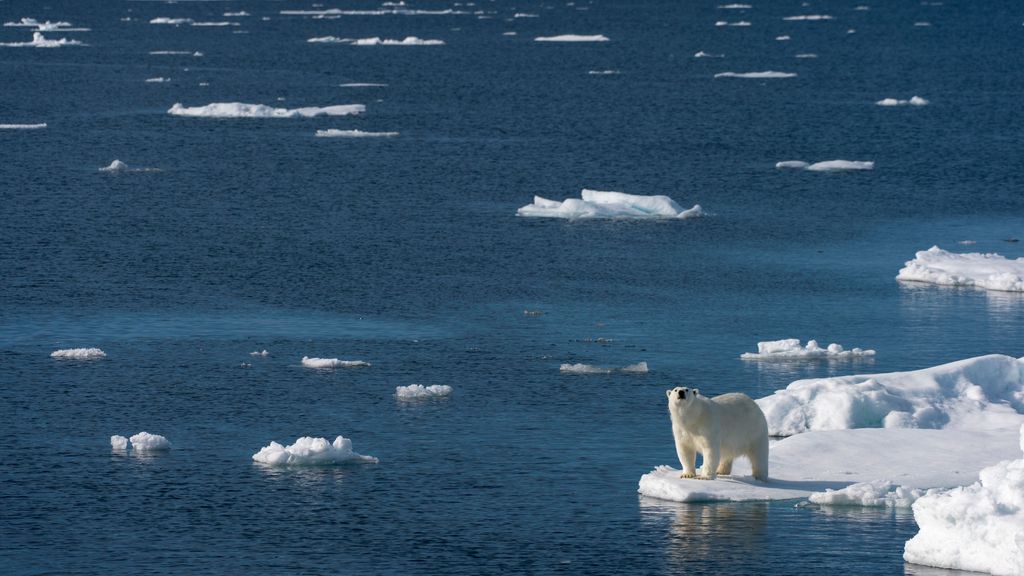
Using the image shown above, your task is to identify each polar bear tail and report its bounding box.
[751,434,769,482]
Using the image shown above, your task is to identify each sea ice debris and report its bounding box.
[168,102,365,118]
[301,356,371,368]
[252,435,378,465]
[517,189,703,220]
[395,384,453,399]
[129,432,171,451]
[741,339,875,360]
[51,348,106,359]
[897,246,1024,292]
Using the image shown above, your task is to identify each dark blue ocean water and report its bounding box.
[2,0,1023,574]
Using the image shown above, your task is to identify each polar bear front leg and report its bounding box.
[677,444,698,478]
[700,440,720,480]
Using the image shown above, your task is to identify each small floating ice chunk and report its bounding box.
[715,71,796,78]
[0,31,85,47]
[775,160,810,169]
[741,339,875,360]
[250,349,269,357]
[191,21,240,27]
[0,123,46,129]
[809,480,938,507]
[897,246,1024,292]
[502,31,517,36]
[914,21,932,27]
[111,435,129,450]
[776,35,791,40]
[807,160,874,171]
[783,14,834,20]
[339,82,388,87]
[876,96,929,106]
[99,159,128,172]
[129,432,171,451]
[252,435,378,465]
[395,384,453,399]
[315,129,399,138]
[517,189,703,220]
[534,34,609,42]
[560,361,648,374]
[309,36,445,45]
[150,17,194,25]
[694,51,724,58]
[51,347,106,359]
[794,53,817,58]
[301,356,371,368]
[145,77,170,83]
[224,11,250,17]
[513,12,539,17]
[168,102,365,118]
[587,69,620,75]
[718,3,753,8]
[715,20,751,26]
[903,425,1024,575]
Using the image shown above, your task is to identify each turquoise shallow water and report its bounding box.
[2,0,1023,573]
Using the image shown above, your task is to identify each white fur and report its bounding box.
[666,387,770,481]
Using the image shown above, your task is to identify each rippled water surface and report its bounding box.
[2,0,1023,573]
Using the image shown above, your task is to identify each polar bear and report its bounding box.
[666,387,769,481]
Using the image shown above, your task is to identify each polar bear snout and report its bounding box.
[666,387,699,401]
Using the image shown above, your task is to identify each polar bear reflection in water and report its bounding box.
[666,387,770,481]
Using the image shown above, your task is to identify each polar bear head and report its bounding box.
[666,386,700,407]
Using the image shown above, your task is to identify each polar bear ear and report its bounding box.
[666,389,674,399]
[693,389,700,396]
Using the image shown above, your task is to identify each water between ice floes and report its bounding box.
[2,0,1024,573]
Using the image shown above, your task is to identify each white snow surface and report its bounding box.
[560,361,648,374]
[301,356,371,368]
[111,435,129,450]
[756,354,1024,436]
[903,425,1024,575]
[168,102,365,118]
[741,339,875,360]
[517,189,703,220]
[308,36,445,45]
[129,432,171,451]
[252,436,378,465]
[315,129,399,138]
[897,246,1024,292]
[51,347,106,359]
[715,71,796,78]
[534,34,609,42]
[395,384,453,398]
[0,123,46,129]
[877,96,929,106]
[0,32,85,47]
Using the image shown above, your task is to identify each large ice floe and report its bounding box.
[51,347,106,359]
[517,189,703,220]
[714,71,796,78]
[877,96,929,106]
[775,159,874,171]
[252,436,378,465]
[168,102,365,118]
[897,246,1024,292]
[0,32,85,47]
[315,129,398,138]
[740,339,875,360]
[903,424,1024,575]
[560,362,648,374]
[0,123,46,129]
[301,356,371,369]
[638,354,1024,504]
[534,34,609,42]
[395,384,453,399]
[308,36,445,45]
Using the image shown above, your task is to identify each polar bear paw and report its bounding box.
[680,471,697,479]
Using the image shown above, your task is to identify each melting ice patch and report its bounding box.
[149,50,203,57]
[308,36,444,45]
[809,480,940,507]
[150,17,194,25]
[560,362,648,374]
[718,4,753,8]
[876,96,929,106]
[756,354,1024,436]
[794,53,817,58]
[694,51,724,58]
[715,71,795,78]
[0,32,85,47]
[339,83,388,87]
[252,436,378,465]
[395,384,453,399]
[168,102,365,118]
[301,356,371,368]
[534,34,609,42]
[0,123,46,129]
[517,189,703,220]
[145,77,170,83]
[51,347,106,359]
[783,14,834,20]
[903,424,1024,576]
[250,350,269,357]
[588,69,620,75]
[111,435,129,450]
[897,246,1024,292]
[715,20,751,26]
[315,129,398,138]
[741,339,875,360]
[99,160,160,173]
[129,432,171,451]
[775,159,873,171]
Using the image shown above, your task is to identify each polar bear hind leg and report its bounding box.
[750,436,769,482]
[716,458,733,475]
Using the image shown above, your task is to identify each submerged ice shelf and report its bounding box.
[517,189,703,220]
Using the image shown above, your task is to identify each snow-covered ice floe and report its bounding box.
[534,34,609,42]
[517,189,703,220]
[560,361,648,374]
[775,159,874,171]
[876,96,929,106]
[714,71,796,78]
[395,384,453,399]
[903,424,1024,575]
[51,347,106,359]
[639,354,1024,503]
[111,435,129,450]
[897,246,1024,292]
[741,339,875,360]
[0,123,46,129]
[168,102,365,118]
[252,436,378,465]
[315,129,398,138]
[301,356,371,369]
[0,32,85,47]
[129,432,171,451]
[308,36,445,45]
